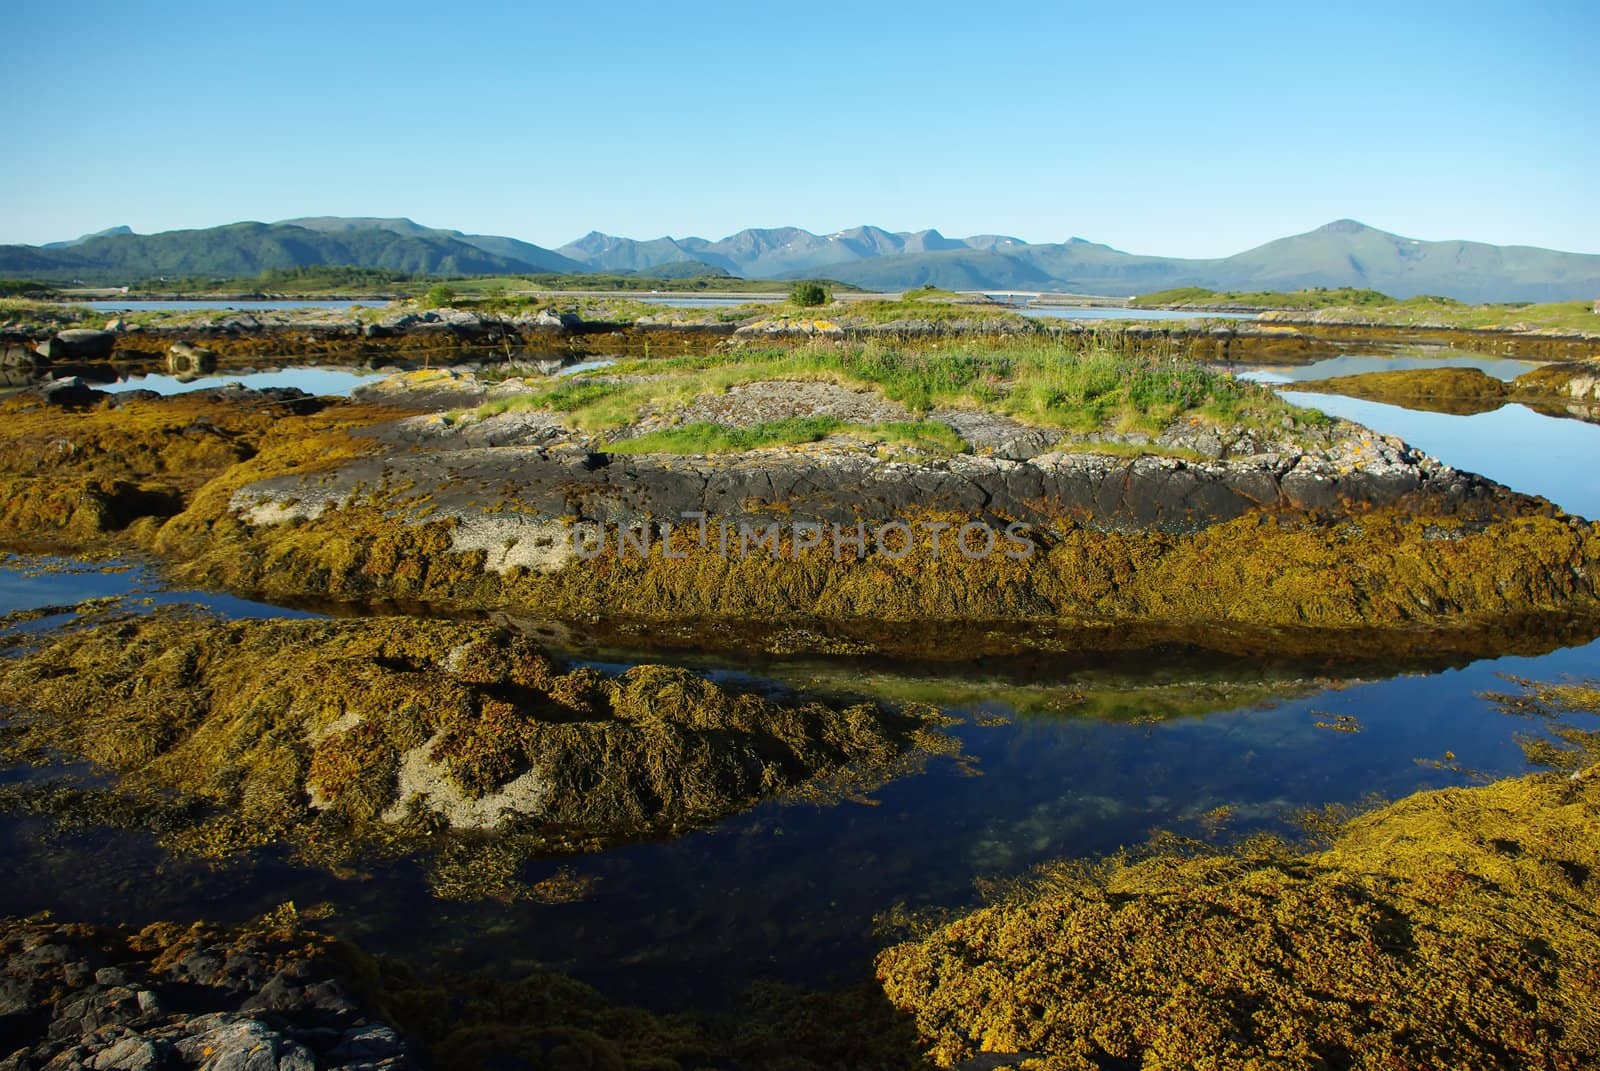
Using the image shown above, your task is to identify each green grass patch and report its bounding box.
[503,336,1320,442]
[600,416,970,457]
[899,285,965,302]
[832,298,1025,325]
[849,419,969,453]
[603,417,843,454]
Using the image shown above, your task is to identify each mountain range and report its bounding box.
[5,217,1598,302]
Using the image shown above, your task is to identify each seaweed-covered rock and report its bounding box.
[0,608,956,893]
[876,753,1600,1069]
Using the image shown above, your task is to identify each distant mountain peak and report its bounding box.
[1316,219,1376,235]
[42,224,134,249]
[12,216,1596,304]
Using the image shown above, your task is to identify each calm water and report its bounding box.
[635,295,774,307]
[102,367,384,396]
[1243,352,1541,383]
[85,299,376,312]
[1020,306,1258,322]
[1280,391,1600,518]
[2,349,1598,1013]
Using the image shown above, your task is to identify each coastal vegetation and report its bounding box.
[789,280,830,307]
[1132,286,1397,309]
[3,283,1600,1070]
[0,278,61,299]
[602,416,970,456]
[1134,287,1600,335]
[474,336,1319,442]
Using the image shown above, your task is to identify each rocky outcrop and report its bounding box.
[0,914,412,1071]
[4,378,1597,655]
[34,329,116,362]
[232,425,1504,539]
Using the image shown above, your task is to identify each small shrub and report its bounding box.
[424,283,457,307]
[789,281,829,308]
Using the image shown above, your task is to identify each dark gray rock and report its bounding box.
[34,377,107,408]
[0,919,421,1071]
[233,425,1510,544]
[107,389,163,406]
[1,344,37,369]
[52,329,118,360]
[89,1035,162,1070]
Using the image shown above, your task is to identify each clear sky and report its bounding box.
[5,1,1595,256]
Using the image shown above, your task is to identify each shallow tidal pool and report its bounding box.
[2,348,1598,1018]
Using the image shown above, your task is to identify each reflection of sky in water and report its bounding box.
[1281,392,1600,519]
[1020,306,1256,321]
[5,370,1600,1013]
[102,368,381,396]
[554,358,616,377]
[1243,353,1541,383]
[635,296,772,307]
[87,299,372,312]
[0,558,321,622]
[3,554,1598,1010]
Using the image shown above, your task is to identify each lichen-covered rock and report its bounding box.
[167,340,218,375]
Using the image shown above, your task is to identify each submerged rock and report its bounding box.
[0,908,932,1071]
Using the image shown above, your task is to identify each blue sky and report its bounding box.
[5,1,1595,256]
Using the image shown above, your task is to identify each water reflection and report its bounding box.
[85,299,375,312]
[102,367,384,397]
[1280,391,1600,518]
[1020,306,1257,322]
[5,364,1600,1015]
[2,553,1596,1010]
[1241,351,1541,383]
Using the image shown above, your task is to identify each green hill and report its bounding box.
[807,221,1600,302]
[280,216,584,273]
[10,217,1599,301]
[0,222,551,283]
